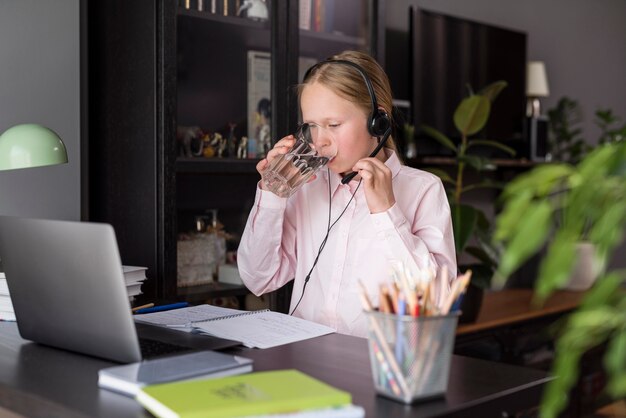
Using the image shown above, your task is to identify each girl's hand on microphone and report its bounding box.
[352,157,395,213]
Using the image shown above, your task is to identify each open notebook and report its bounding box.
[134,304,335,349]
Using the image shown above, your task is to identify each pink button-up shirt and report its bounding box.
[237,151,456,337]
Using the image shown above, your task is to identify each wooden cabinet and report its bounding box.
[86,0,381,307]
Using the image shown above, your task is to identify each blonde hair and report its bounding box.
[298,51,399,154]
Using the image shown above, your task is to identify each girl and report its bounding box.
[237,51,456,337]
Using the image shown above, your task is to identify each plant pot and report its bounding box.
[458,283,484,324]
[559,242,604,291]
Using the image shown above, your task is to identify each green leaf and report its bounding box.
[500,163,573,200]
[474,234,501,268]
[494,190,533,242]
[541,348,581,418]
[420,124,457,153]
[451,204,478,254]
[579,271,624,310]
[496,200,552,282]
[478,81,508,103]
[535,233,577,301]
[461,179,505,194]
[465,246,495,267]
[467,139,516,156]
[454,95,491,136]
[589,201,626,259]
[475,209,491,231]
[459,155,496,171]
[566,307,616,332]
[606,374,626,398]
[604,329,626,396]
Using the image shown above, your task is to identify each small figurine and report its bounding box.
[176,125,203,158]
[237,136,248,159]
[202,133,215,158]
[237,0,268,21]
[216,133,227,158]
[227,122,238,158]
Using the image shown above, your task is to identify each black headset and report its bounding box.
[303,59,393,184]
[303,59,391,137]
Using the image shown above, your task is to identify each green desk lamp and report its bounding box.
[0,124,68,171]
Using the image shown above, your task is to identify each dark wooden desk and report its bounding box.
[457,289,585,337]
[454,289,603,416]
[454,289,585,365]
[0,322,550,418]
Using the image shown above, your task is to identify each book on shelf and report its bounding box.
[308,0,335,33]
[136,369,352,418]
[299,0,312,30]
[98,350,253,397]
[134,304,335,349]
[247,50,271,158]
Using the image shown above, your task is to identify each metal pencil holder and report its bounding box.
[365,310,459,404]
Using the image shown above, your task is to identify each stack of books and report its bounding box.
[123,266,147,302]
[0,273,15,322]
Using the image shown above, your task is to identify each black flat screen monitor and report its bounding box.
[412,8,527,149]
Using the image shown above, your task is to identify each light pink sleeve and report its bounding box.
[237,185,298,296]
[369,176,457,279]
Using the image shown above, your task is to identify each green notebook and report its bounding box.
[135,369,351,418]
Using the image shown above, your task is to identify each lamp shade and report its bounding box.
[526,61,549,97]
[0,124,68,171]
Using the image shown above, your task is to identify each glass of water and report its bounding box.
[261,123,337,198]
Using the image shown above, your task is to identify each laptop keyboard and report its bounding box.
[139,338,194,359]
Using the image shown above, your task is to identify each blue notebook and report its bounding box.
[98,350,253,396]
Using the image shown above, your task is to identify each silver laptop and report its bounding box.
[0,216,239,363]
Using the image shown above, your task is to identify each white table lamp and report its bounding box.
[526,61,550,118]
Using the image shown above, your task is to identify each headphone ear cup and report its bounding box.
[369,109,391,137]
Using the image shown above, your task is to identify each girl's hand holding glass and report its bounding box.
[259,123,338,198]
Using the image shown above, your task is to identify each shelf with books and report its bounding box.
[178,7,269,30]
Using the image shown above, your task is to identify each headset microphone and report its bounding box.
[340,126,392,184]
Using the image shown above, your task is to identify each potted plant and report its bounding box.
[420,81,515,321]
[595,108,626,145]
[546,96,591,163]
[493,141,626,417]
[547,97,626,164]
